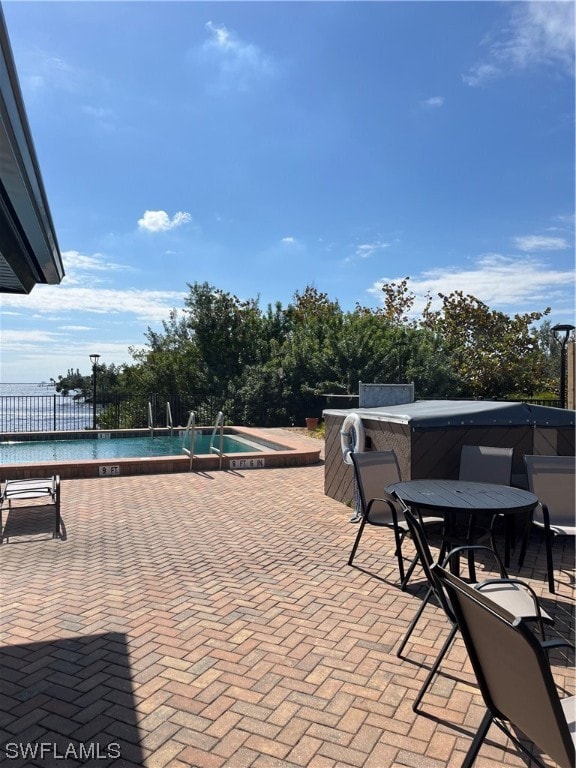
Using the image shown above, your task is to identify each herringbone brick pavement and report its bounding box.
[0,437,574,768]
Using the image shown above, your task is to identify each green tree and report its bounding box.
[51,368,88,398]
[124,282,269,424]
[421,290,550,398]
[52,364,123,402]
[127,308,204,398]
[183,283,266,421]
[279,287,345,423]
[52,279,558,426]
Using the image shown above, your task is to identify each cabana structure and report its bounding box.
[324,400,575,506]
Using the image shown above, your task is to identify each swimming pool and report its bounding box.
[0,427,321,480]
[0,432,261,464]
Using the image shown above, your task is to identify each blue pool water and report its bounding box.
[0,433,262,464]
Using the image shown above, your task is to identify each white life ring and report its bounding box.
[340,412,366,465]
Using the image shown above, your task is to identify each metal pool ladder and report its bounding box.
[210,411,224,469]
[182,411,196,469]
[148,402,154,437]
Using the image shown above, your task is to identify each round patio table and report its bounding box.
[385,479,538,580]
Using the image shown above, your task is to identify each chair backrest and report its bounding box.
[434,565,575,768]
[350,451,402,522]
[459,445,513,485]
[402,508,455,620]
[525,455,576,529]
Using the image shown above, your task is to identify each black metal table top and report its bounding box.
[385,479,538,515]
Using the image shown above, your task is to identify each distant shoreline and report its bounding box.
[0,382,55,386]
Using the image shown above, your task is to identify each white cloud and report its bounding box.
[0,286,185,325]
[0,251,186,381]
[1,250,185,324]
[81,104,117,131]
[463,63,502,87]
[205,21,234,50]
[0,335,142,382]
[513,235,569,252]
[201,21,277,92]
[23,74,44,92]
[463,2,575,86]
[422,96,445,108]
[281,236,296,244]
[368,254,575,315]
[63,250,129,272]
[555,213,576,227]
[17,48,97,102]
[137,210,192,233]
[35,54,82,92]
[81,106,113,119]
[0,329,61,345]
[350,241,391,261]
[60,250,133,287]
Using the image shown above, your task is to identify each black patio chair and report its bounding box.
[520,455,576,594]
[348,450,442,590]
[396,506,553,712]
[458,445,514,578]
[434,564,575,768]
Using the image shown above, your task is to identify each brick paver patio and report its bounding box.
[1,433,574,768]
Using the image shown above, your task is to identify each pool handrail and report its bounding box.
[166,402,173,435]
[210,411,224,470]
[148,402,154,437]
[181,411,196,470]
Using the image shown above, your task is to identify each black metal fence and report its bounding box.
[0,393,223,433]
[0,392,565,434]
[525,398,562,408]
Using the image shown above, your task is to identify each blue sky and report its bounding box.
[1,1,574,383]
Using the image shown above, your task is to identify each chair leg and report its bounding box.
[489,513,513,568]
[412,624,457,712]
[437,538,450,566]
[54,500,61,539]
[348,514,368,566]
[400,551,420,591]
[517,514,532,569]
[544,528,555,594]
[465,515,477,582]
[488,515,497,548]
[538,505,556,594]
[396,586,433,658]
[392,525,406,585]
[349,518,411,589]
[466,549,477,583]
[462,710,493,768]
[505,515,515,563]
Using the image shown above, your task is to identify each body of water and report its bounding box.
[0,382,92,432]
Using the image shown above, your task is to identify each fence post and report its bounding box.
[53,394,57,431]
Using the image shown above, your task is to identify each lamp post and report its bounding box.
[89,354,100,429]
[551,324,575,408]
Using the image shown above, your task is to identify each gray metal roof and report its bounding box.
[323,400,575,428]
[0,4,64,294]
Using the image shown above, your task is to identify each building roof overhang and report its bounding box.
[0,4,64,294]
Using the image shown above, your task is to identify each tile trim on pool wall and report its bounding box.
[0,427,321,481]
[0,426,288,444]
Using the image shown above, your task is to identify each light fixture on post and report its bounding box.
[551,324,575,409]
[89,353,100,429]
